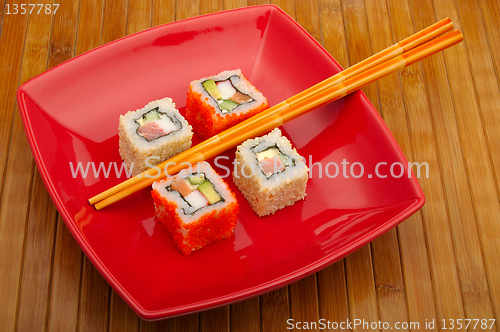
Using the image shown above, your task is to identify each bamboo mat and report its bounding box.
[1,0,499,331]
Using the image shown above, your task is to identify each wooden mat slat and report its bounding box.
[9,2,57,329]
[410,0,497,327]
[127,0,152,36]
[433,0,500,327]
[110,290,140,332]
[224,0,247,10]
[46,215,83,332]
[0,1,29,197]
[1,1,499,330]
[388,0,467,325]
[0,2,51,330]
[231,298,260,332]
[152,0,176,27]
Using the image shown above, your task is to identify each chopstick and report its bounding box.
[90,20,461,210]
[89,17,452,206]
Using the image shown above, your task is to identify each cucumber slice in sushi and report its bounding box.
[219,99,238,113]
[278,153,290,167]
[135,108,161,126]
[144,109,161,122]
[188,174,206,185]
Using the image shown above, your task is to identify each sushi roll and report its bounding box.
[233,128,308,217]
[119,98,193,176]
[151,162,239,255]
[186,69,269,140]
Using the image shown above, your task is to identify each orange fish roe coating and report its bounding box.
[151,179,239,255]
[186,70,269,140]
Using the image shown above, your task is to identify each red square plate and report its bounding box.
[17,5,424,320]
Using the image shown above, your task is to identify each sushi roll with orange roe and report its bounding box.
[186,69,269,140]
[152,162,239,255]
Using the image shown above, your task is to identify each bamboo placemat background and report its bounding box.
[0,0,499,331]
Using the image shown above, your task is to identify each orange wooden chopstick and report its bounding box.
[91,22,461,210]
[89,18,453,207]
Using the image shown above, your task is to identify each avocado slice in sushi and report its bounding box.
[256,147,280,161]
[203,79,222,100]
[255,147,290,165]
[198,181,222,205]
[255,146,292,176]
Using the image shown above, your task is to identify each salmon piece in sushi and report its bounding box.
[119,98,193,176]
[233,128,308,217]
[152,162,239,255]
[186,69,269,140]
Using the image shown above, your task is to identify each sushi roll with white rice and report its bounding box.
[152,162,239,255]
[186,69,269,140]
[119,98,193,176]
[233,128,308,217]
